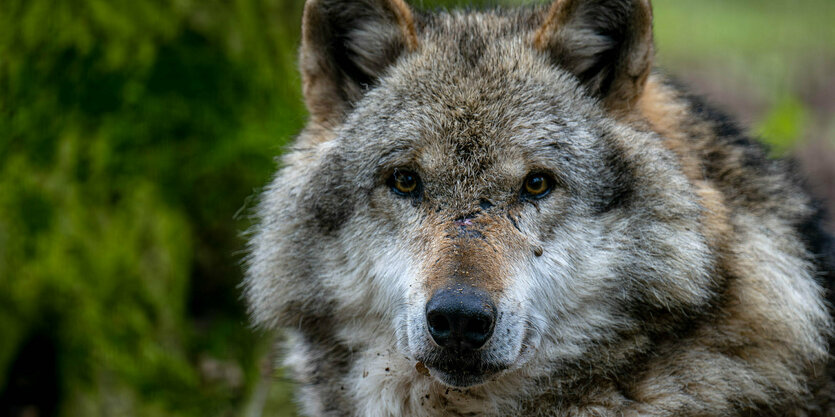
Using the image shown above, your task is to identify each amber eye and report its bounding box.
[389,169,420,196]
[522,174,552,199]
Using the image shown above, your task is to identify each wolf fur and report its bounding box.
[244,0,835,415]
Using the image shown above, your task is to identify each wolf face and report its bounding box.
[342,52,714,388]
[245,0,833,415]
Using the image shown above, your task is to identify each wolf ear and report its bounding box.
[300,0,418,126]
[533,0,653,111]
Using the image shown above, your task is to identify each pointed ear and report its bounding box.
[300,0,418,126]
[532,0,653,111]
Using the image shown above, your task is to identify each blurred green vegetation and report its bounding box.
[652,0,835,151]
[0,0,304,415]
[0,0,832,416]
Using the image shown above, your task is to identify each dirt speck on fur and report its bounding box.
[415,361,430,377]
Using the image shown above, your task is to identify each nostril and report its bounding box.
[458,311,494,349]
[427,312,451,336]
[463,316,491,339]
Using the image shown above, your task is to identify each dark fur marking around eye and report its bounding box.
[388,168,424,200]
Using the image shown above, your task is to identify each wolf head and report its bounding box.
[246,0,717,389]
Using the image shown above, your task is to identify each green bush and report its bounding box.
[0,0,303,415]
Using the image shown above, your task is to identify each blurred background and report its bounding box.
[0,0,833,416]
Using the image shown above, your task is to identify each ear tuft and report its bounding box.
[533,0,653,111]
[300,0,418,127]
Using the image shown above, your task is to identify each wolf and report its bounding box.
[244,0,835,415]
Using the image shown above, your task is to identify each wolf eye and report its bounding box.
[388,169,420,196]
[522,174,552,199]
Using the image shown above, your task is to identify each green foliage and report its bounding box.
[0,0,303,415]
[757,97,812,155]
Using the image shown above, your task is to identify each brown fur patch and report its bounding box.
[389,0,419,51]
[420,213,527,297]
[531,0,578,50]
[638,76,733,255]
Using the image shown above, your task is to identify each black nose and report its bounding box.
[425,287,497,350]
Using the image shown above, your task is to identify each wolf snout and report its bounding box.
[425,287,497,350]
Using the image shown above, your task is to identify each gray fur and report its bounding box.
[245,0,835,415]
